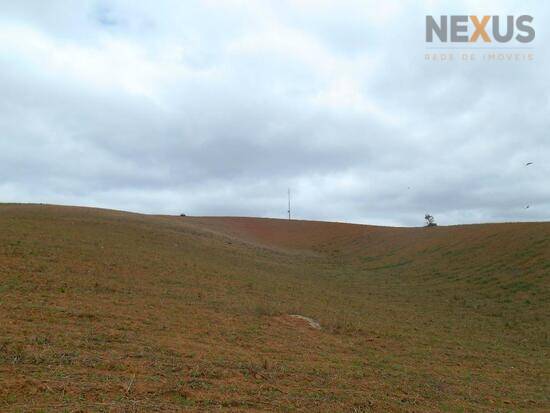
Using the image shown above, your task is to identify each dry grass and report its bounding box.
[0,204,548,412]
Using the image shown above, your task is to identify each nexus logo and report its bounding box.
[426,15,535,43]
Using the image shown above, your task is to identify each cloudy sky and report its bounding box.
[1,0,548,226]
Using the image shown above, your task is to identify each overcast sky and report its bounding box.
[1,1,548,226]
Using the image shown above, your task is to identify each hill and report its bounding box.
[1,204,548,412]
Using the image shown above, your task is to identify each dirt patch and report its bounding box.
[275,314,321,330]
[290,314,321,330]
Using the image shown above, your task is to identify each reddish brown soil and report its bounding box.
[1,204,548,412]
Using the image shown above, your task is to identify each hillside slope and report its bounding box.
[1,204,548,412]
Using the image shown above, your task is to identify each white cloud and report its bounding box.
[0,0,548,226]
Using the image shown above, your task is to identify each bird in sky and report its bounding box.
[525,162,533,166]
[525,205,530,209]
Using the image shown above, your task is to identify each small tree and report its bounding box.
[424,214,437,227]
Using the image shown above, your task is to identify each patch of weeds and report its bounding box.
[189,363,223,380]
[171,392,195,407]
[0,341,26,364]
[501,281,533,293]
[186,378,211,390]
[366,260,413,271]
[0,275,23,293]
[253,304,281,317]
[31,335,51,345]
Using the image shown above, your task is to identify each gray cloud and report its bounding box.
[1,0,548,226]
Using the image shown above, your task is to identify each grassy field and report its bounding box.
[0,204,548,412]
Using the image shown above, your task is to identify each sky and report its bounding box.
[0,0,548,226]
